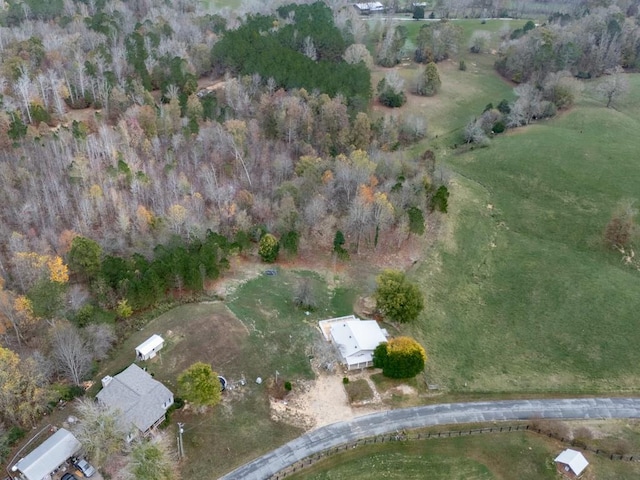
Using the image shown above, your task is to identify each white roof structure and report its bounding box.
[135,334,164,357]
[354,2,385,11]
[97,364,173,434]
[555,449,589,476]
[14,428,81,480]
[320,316,388,369]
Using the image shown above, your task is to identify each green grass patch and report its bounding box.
[344,379,374,403]
[288,430,640,479]
[288,432,559,480]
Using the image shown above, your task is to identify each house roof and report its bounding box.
[97,364,173,432]
[330,320,387,366]
[555,449,589,476]
[355,2,384,10]
[14,428,81,480]
[135,334,164,356]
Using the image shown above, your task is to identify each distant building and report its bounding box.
[12,428,81,480]
[319,315,388,370]
[554,449,589,478]
[97,364,173,438]
[353,2,385,15]
[135,334,165,361]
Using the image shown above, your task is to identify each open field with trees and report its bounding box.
[2,0,640,477]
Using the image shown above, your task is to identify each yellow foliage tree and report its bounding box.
[47,256,69,283]
[0,346,51,426]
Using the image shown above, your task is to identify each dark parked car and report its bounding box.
[61,474,78,480]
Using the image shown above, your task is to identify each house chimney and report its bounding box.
[101,375,114,388]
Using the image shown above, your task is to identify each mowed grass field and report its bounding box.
[411,70,640,392]
[286,430,640,480]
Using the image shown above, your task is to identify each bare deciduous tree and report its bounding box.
[50,323,92,386]
[596,68,630,108]
[293,277,316,310]
[73,398,130,467]
[83,323,116,361]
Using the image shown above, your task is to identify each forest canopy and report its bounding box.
[212,2,371,106]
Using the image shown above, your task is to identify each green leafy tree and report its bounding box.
[416,62,441,96]
[258,233,280,263]
[68,236,102,281]
[377,74,406,108]
[373,336,427,379]
[431,185,450,213]
[8,115,27,141]
[178,362,221,407]
[374,270,424,323]
[281,230,300,256]
[333,230,349,260]
[407,207,425,235]
[127,433,179,480]
[413,6,425,20]
[27,279,66,320]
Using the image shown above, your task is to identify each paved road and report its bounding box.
[219,397,640,480]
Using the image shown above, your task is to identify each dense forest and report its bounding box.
[1,0,640,466]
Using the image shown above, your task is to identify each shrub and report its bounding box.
[373,337,427,379]
[459,60,467,71]
[258,233,280,263]
[375,270,425,323]
[7,426,25,446]
[343,377,350,384]
[416,62,441,97]
[284,381,292,391]
[492,121,506,134]
[431,185,450,213]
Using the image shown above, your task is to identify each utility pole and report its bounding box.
[177,423,185,459]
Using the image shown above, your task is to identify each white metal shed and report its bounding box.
[13,428,81,480]
[135,334,165,361]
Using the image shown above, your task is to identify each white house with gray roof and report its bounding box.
[97,364,173,437]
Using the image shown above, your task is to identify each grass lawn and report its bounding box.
[287,432,557,480]
[287,430,640,480]
[93,268,357,478]
[411,73,640,393]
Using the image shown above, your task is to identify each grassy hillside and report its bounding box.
[413,75,640,393]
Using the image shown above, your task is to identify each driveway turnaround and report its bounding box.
[219,397,640,480]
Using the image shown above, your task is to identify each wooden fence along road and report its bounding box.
[219,398,640,480]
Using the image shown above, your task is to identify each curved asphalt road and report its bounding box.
[219,397,640,480]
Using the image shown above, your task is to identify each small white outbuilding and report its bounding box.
[135,334,165,361]
[554,448,589,478]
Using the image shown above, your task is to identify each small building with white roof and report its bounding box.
[554,449,589,478]
[135,334,164,361]
[319,315,388,370]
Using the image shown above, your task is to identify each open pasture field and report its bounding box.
[373,19,526,143]
[412,75,640,393]
[287,429,640,480]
